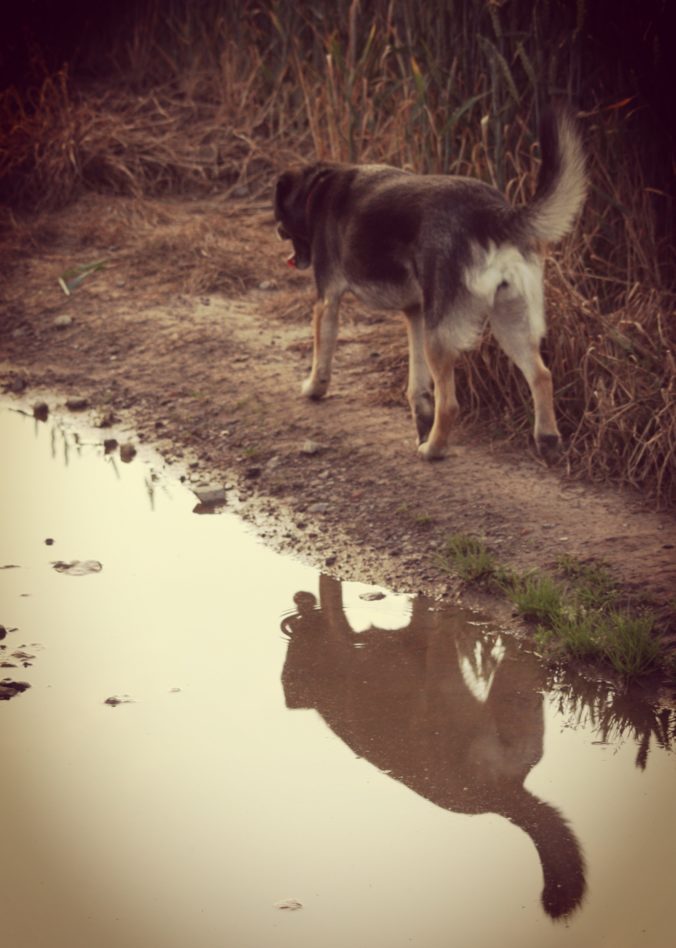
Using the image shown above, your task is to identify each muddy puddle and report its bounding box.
[1,402,674,948]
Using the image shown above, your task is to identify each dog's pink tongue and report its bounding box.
[287,253,297,268]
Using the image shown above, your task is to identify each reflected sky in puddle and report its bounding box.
[1,404,674,948]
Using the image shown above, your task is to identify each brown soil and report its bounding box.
[2,194,674,644]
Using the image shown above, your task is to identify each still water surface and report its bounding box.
[1,404,674,948]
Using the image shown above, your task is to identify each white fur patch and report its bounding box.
[464,241,545,339]
[530,112,588,242]
[458,636,506,703]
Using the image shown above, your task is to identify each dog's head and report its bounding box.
[273,164,330,270]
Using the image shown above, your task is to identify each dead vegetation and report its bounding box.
[1,0,674,504]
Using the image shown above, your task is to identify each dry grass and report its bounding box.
[0,194,272,304]
[0,67,286,208]
[1,0,674,505]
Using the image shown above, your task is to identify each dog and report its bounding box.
[274,107,587,462]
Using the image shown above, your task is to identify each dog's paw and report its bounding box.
[301,377,328,400]
[415,416,434,445]
[418,440,447,462]
[536,433,562,466]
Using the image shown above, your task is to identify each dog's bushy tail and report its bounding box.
[521,107,588,243]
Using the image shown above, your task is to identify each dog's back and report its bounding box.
[277,107,586,303]
[274,107,588,462]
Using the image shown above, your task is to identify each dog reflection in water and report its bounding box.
[281,576,586,920]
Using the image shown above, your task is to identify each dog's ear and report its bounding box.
[274,171,296,217]
[275,164,329,217]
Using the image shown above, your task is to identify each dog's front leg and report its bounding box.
[302,294,342,400]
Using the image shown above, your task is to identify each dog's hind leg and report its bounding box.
[490,294,561,463]
[417,329,459,461]
[302,293,343,400]
[404,305,435,443]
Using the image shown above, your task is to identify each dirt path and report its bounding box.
[2,195,674,639]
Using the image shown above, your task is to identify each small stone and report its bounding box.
[258,279,277,291]
[0,679,31,701]
[308,502,330,515]
[193,486,227,506]
[359,591,386,602]
[300,440,323,456]
[54,314,74,329]
[52,560,103,576]
[104,695,133,707]
[66,396,88,411]
[119,443,137,463]
[273,899,303,911]
[325,555,337,567]
[33,401,49,421]
[104,438,118,454]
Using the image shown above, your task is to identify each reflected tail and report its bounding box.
[498,788,587,920]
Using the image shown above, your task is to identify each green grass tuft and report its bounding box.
[536,609,659,678]
[437,540,663,679]
[503,571,565,623]
[597,612,660,677]
[435,534,498,582]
